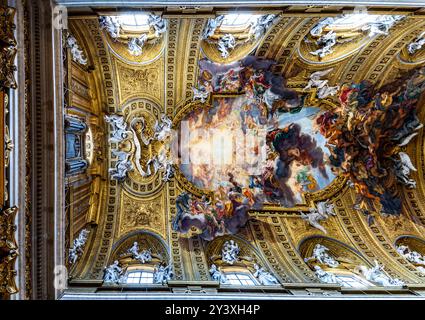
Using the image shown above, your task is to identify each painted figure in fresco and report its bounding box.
[266,123,328,206]
[315,66,425,219]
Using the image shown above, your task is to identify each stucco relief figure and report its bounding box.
[128,34,147,56]
[109,150,133,182]
[362,15,404,37]
[104,114,131,143]
[145,147,174,182]
[153,114,172,142]
[304,69,339,99]
[314,265,340,284]
[66,34,88,65]
[355,260,404,286]
[253,264,279,285]
[396,245,425,266]
[128,242,153,264]
[103,260,126,284]
[221,240,240,265]
[310,31,337,58]
[69,229,90,264]
[148,14,167,38]
[209,264,229,284]
[153,263,173,284]
[408,31,425,55]
[99,16,121,39]
[304,244,339,268]
[310,17,336,37]
[202,15,224,39]
[248,14,277,41]
[217,34,236,59]
[300,202,335,234]
[393,152,417,189]
[192,86,210,103]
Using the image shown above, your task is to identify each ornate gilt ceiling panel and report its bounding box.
[63,5,425,289]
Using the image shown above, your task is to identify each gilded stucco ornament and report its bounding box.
[0,6,17,90]
[201,14,279,63]
[65,33,88,66]
[253,264,280,285]
[300,201,336,234]
[354,260,405,286]
[0,206,18,295]
[68,229,90,265]
[407,31,425,55]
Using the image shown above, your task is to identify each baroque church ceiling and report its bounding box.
[62,5,425,290]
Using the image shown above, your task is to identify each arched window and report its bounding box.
[333,272,374,288]
[224,272,257,286]
[219,13,260,31]
[126,269,154,284]
[119,14,150,33]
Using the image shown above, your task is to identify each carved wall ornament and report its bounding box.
[0,206,18,296]
[0,6,17,90]
[119,191,165,238]
[65,33,88,66]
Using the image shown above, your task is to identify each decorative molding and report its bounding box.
[0,206,18,297]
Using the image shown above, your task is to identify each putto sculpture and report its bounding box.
[192,86,210,103]
[393,152,417,189]
[248,14,278,41]
[202,15,224,40]
[104,114,130,143]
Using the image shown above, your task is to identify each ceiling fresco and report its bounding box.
[62,7,425,288]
